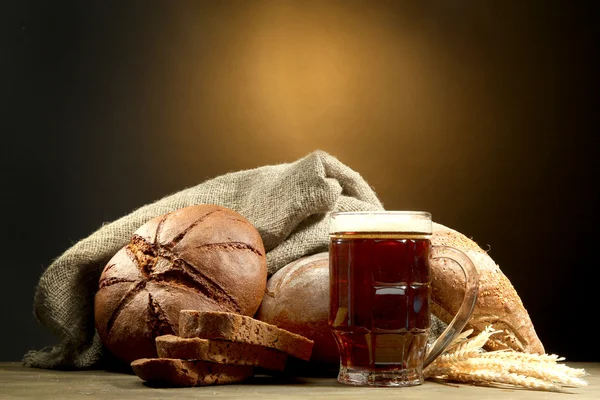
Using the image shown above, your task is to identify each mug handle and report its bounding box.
[424,245,479,367]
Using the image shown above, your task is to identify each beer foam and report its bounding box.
[329,211,432,234]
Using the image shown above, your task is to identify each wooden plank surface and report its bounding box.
[0,362,597,399]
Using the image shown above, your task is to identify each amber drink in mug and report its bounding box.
[329,211,479,387]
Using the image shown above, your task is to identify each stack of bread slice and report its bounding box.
[131,310,315,386]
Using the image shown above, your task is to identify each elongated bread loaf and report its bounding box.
[430,223,544,354]
[155,334,288,371]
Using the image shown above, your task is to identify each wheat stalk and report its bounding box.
[424,325,589,392]
[444,369,565,392]
[479,350,564,363]
[445,328,474,350]
[433,325,499,364]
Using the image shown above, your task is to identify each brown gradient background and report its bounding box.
[2,1,598,362]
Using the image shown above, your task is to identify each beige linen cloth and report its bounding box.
[23,150,384,369]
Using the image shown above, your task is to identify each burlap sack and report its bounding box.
[22,150,384,369]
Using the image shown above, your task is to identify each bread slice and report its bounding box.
[155,334,288,371]
[131,358,253,386]
[179,310,314,361]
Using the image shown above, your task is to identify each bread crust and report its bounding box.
[255,252,338,365]
[431,223,544,354]
[179,311,314,361]
[94,204,267,364]
[155,334,288,371]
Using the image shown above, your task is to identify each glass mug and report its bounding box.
[328,211,479,387]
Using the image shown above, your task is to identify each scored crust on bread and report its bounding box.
[131,358,254,386]
[178,310,314,361]
[431,223,545,354]
[94,204,268,364]
[155,334,288,371]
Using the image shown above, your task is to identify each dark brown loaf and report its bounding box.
[131,358,253,386]
[155,334,288,371]
[94,204,267,364]
[255,252,338,365]
[178,310,314,361]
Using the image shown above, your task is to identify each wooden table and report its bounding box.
[1,362,597,399]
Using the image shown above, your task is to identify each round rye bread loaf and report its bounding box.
[255,252,338,366]
[94,204,267,364]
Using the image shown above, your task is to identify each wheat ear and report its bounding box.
[432,325,499,364]
[424,325,589,392]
